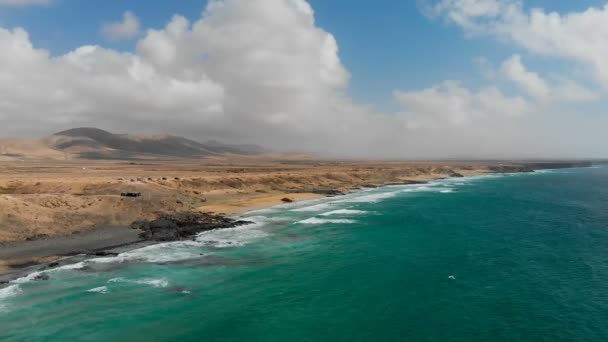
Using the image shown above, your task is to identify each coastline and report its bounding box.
[0,161,593,283]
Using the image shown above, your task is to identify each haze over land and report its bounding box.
[0,0,607,159]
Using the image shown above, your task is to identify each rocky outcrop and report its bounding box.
[525,161,593,169]
[447,170,464,178]
[488,165,534,173]
[130,212,251,242]
[488,161,592,174]
[310,189,345,196]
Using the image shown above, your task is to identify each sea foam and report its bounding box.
[196,218,270,248]
[341,192,396,203]
[108,277,169,288]
[298,218,356,225]
[92,217,272,264]
[320,209,367,216]
[291,202,335,212]
[0,285,22,301]
[0,285,22,311]
[86,286,108,294]
[11,261,86,285]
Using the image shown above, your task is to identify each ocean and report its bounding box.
[1,166,608,341]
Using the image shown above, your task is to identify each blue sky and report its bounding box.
[0,0,602,111]
[1,0,607,158]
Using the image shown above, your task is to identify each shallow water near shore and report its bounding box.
[2,166,608,341]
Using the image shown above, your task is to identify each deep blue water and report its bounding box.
[1,166,608,341]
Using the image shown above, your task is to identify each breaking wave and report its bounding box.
[291,203,335,212]
[298,218,356,225]
[320,209,367,216]
[86,286,108,294]
[108,277,169,288]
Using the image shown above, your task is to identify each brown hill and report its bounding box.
[41,127,266,160]
[0,138,66,161]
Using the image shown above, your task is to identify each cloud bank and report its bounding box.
[0,0,606,158]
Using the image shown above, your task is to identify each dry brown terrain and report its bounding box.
[0,158,495,243]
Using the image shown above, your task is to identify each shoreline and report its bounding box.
[0,162,593,284]
[0,178,459,283]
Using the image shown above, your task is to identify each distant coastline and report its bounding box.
[0,160,592,283]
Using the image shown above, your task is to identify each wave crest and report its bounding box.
[298,218,356,225]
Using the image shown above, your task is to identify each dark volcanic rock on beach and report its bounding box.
[489,161,592,174]
[448,170,464,178]
[130,212,252,242]
[311,189,345,196]
[489,165,534,173]
[33,273,50,281]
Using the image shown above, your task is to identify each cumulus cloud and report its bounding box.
[0,0,376,155]
[0,0,604,159]
[500,54,549,99]
[0,0,49,6]
[102,11,141,41]
[395,80,529,126]
[500,54,597,103]
[431,0,608,85]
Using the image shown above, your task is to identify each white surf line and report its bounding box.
[320,209,367,216]
[297,218,356,225]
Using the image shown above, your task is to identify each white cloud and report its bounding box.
[0,0,602,159]
[0,0,375,155]
[432,0,608,85]
[500,54,597,103]
[0,0,49,6]
[395,80,529,126]
[102,11,141,41]
[0,25,224,136]
[500,54,549,99]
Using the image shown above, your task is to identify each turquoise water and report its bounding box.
[1,166,608,341]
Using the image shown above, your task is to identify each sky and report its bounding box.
[0,0,607,159]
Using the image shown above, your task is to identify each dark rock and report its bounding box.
[62,251,86,256]
[131,211,252,242]
[33,273,50,281]
[489,165,534,173]
[281,197,293,203]
[311,189,345,196]
[48,262,60,268]
[121,192,142,197]
[448,170,464,178]
[92,251,119,257]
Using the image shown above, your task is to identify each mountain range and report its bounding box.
[0,127,266,161]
